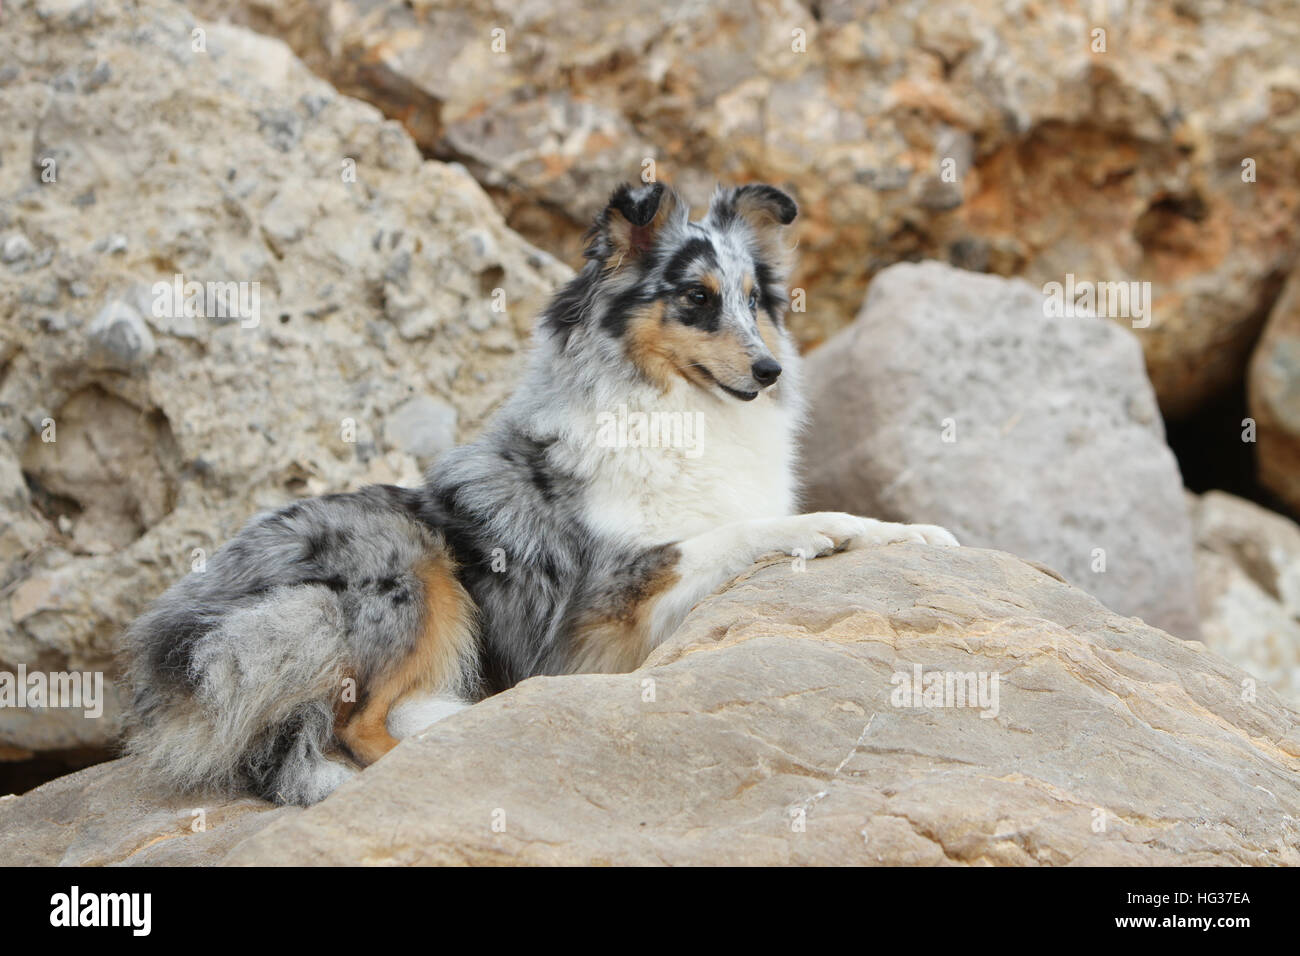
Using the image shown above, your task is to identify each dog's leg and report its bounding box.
[337,695,401,766]
[649,512,956,648]
[570,512,957,673]
[337,555,476,766]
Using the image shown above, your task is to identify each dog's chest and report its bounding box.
[576,393,798,545]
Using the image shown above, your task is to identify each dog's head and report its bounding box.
[545,181,798,401]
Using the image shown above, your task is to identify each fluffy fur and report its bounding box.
[122,182,957,805]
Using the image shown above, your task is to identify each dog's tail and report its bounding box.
[123,585,360,805]
[121,487,479,806]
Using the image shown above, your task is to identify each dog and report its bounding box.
[123,181,958,805]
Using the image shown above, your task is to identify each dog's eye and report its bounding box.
[748,290,759,311]
[686,288,708,306]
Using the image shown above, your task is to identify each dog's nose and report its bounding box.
[751,358,782,387]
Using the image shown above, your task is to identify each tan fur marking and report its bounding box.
[337,552,476,766]
[569,551,682,674]
[626,301,693,390]
[700,272,721,295]
[626,302,757,393]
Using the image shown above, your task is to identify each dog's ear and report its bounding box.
[585,182,681,267]
[730,183,798,229]
[714,183,798,273]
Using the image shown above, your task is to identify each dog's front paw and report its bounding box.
[850,519,960,548]
[744,511,874,560]
[743,513,959,563]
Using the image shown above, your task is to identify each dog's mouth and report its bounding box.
[695,364,759,402]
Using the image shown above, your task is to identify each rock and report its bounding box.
[0,453,47,579]
[195,0,1300,418]
[92,234,129,256]
[1249,264,1300,516]
[383,395,459,468]
[3,545,1282,865]
[87,300,156,369]
[2,233,33,264]
[19,386,179,556]
[801,261,1200,641]
[0,0,569,755]
[1191,491,1300,707]
[0,758,293,866]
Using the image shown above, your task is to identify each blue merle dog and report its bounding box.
[123,182,958,805]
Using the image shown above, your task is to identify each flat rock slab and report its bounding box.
[0,758,295,866]
[214,545,1299,866]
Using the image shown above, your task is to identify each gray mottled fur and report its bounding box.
[123,486,476,804]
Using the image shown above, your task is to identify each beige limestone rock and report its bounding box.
[0,0,569,753]
[5,545,1296,865]
[0,757,294,866]
[219,546,1297,865]
[196,0,1300,417]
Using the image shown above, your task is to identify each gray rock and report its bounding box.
[254,107,303,152]
[1248,262,1300,516]
[1190,491,1300,707]
[384,395,458,466]
[83,61,112,93]
[87,300,156,368]
[93,233,128,255]
[2,233,33,263]
[802,261,1201,640]
[34,0,95,28]
[455,228,498,273]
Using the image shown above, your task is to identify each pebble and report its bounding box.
[83,61,112,93]
[2,234,33,263]
[88,300,156,368]
[93,233,129,255]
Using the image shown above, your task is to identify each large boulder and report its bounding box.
[7,545,1295,866]
[1249,264,1300,517]
[801,261,1200,641]
[1191,491,1300,707]
[195,0,1300,417]
[0,0,570,754]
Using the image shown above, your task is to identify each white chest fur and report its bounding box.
[573,382,801,546]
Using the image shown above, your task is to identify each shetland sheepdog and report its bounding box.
[123,182,958,805]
